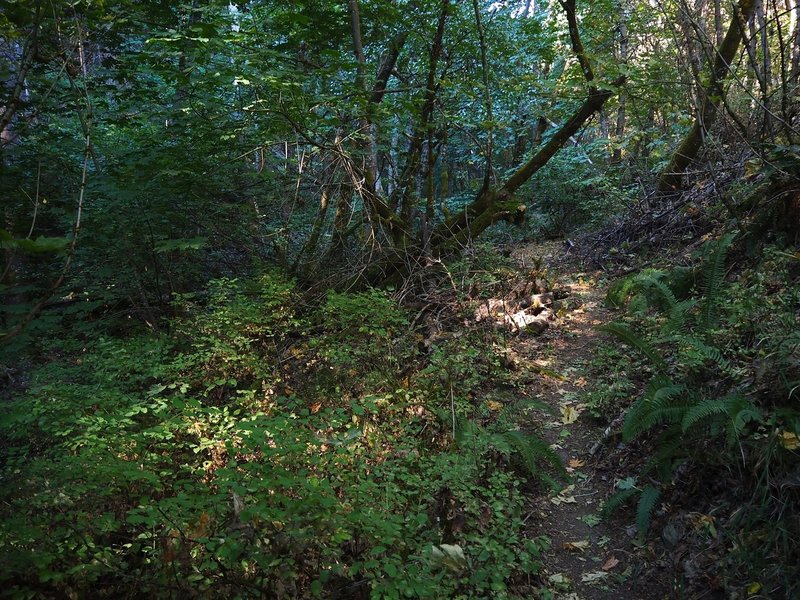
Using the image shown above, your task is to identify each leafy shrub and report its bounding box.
[0,274,551,598]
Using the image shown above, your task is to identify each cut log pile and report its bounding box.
[473,274,566,334]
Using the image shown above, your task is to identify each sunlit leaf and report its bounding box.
[430,544,467,572]
[563,540,590,552]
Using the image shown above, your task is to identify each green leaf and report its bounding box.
[154,237,207,253]
[430,544,467,572]
[0,230,70,253]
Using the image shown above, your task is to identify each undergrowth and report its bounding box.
[595,235,800,596]
[0,268,556,599]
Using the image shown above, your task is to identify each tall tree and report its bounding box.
[428,0,624,248]
[657,0,757,193]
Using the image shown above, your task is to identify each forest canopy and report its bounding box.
[4,0,796,309]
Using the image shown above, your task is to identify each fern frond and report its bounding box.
[622,377,686,440]
[628,293,649,315]
[636,271,678,312]
[699,233,735,333]
[650,380,688,403]
[727,395,762,445]
[642,432,686,479]
[664,299,697,334]
[683,335,733,374]
[605,275,636,308]
[601,488,639,518]
[681,394,762,446]
[505,396,554,417]
[631,405,687,439]
[622,398,648,441]
[501,429,565,477]
[732,400,762,433]
[598,322,665,371]
[681,397,735,432]
[636,485,661,537]
[453,416,482,446]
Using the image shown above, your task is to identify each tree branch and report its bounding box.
[1,129,90,345]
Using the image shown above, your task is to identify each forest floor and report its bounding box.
[507,242,673,599]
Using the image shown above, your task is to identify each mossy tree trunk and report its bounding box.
[428,0,622,249]
[334,0,622,287]
[656,0,757,194]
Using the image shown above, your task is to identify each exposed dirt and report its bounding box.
[508,241,674,599]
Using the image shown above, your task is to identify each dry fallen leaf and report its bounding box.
[573,377,588,388]
[692,513,715,529]
[601,556,620,571]
[581,571,609,583]
[564,540,590,552]
[568,458,586,469]
[779,430,800,450]
[551,495,577,505]
[550,485,577,505]
[486,400,503,411]
[561,405,581,424]
[747,582,762,595]
[430,544,467,572]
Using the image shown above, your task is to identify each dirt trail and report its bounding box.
[509,243,671,599]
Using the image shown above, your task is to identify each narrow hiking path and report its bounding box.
[508,243,672,599]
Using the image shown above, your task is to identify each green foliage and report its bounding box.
[602,478,663,542]
[598,234,763,535]
[601,486,639,518]
[597,237,800,593]
[0,274,552,598]
[313,288,411,389]
[582,339,640,419]
[2,0,797,595]
[602,234,757,447]
[523,149,638,238]
[500,429,564,480]
[0,230,70,254]
[680,394,762,446]
[620,376,691,441]
[455,420,563,485]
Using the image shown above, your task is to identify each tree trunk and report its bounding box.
[678,0,705,101]
[743,0,769,137]
[0,13,41,148]
[613,0,629,162]
[346,0,410,244]
[429,0,622,247]
[393,0,449,231]
[472,0,494,195]
[341,0,621,287]
[531,116,548,146]
[756,0,773,137]
[792,0,800,82]
[656,0,757,194]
